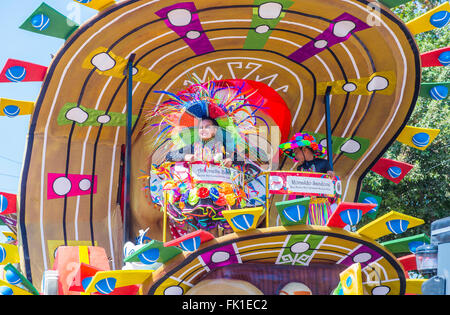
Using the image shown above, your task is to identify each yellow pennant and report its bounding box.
[221,207,264,233]
[84,270,153,295]
[0,243,20,265]
[357,211,424,240]
[73,0,116,11]
[0,98,34,117]
[406,2,450,35]
[396,126,440,151]
[82,47,160,84]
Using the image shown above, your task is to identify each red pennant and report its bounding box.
[420,47,450,67]
[326,202,376,228]
[371,158,414,184]
[68,263,104,292]
[0,192,17,215]
[0,59,47,83]
[164,229,214,248]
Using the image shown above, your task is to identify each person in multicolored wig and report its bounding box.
[279,132,336,225]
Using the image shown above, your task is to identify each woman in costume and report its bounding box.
[146,80,265,238]
[279,133,337,225]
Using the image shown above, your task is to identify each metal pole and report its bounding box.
[324,86,333,170]
[265,172,270,228]
[123,53,136,248]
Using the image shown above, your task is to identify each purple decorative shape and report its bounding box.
[155,2,214,55]
[0,215,17,227]
[340,245,382,267]
[199,243,239,269]
[289,13,371,64]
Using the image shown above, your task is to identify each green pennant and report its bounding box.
[19,2,79,40]
[377,0,413,8]
[419,82,450,99]
[357,191,382,220]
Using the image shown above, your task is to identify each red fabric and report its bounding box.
[421,47,450,67]
[0,59,47,82]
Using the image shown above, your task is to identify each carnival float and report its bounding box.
[0,0,449,296]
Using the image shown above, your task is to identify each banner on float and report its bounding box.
[268,171,341,198]
[190,163,244,185]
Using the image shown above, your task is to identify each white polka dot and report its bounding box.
[164,285,184,295]
[167,9,192,26]
[340,139,361,154]
[78,178,91,191]
[66,107,89,124]
[211,251,230,263]
[332,20,356,38]
[255,25,270,33]
[367,76,389,92]
[258,2,283,19]
[342,82,357,92]
[132,67,138,75]
[290,242,310,254]
[353,252,372,263]
[91,52,116,71]
[320,138,328,147]
[186,30,201,39]
[97,114,111,124]
[372,285,390,295]
[314,40,328,49]
[53,177,72,196]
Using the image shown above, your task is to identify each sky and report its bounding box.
[0,0,98,241]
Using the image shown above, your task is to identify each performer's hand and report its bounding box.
[184,154,195,162]
[223,158,232,167]
[327,171,335,177]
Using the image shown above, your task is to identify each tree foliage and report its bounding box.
[359,0,449,241]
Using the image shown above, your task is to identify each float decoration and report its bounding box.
[370,158,414,184]
[421,46,450,67]
[19,2,79,40]
[326,202,376,230]
[221,207,265,233]
[357,211,424,240]
[396,126,440,151]
[0,98,34,118]
[275,197,310,226]
[0,59,47,83]
[405,2,450,35]
[73,0,116,11]
[381,233,430,255]
[1,0,447,295]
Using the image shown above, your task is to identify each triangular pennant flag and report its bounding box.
[3,263,40,295]
[0,279,33,295]
[123,240,182,264]
[0,98,34,117]
[83,270,152,295]
[405,2,450,35]
[357,192,382,220]
[326,202,376,229]
[0,243,20,265]
[357,211,424,240]
[73,0,116,11]
[164,230,214,252]
[0,192,17,215]
[419,82,449,100]
[421,47,450,67]
[0,59,47,83]
[398,254,418,272]
[2,231,17,243]
[370,158,414,184]
[396,126,440,151]
[19,2,79,40]
[222,207,264,233]
[378,0,413,8]
[68,263,104,292]
[381,233,430,254]
[339,263,363,295]
[82,47,160,84]
[275,197,309,226]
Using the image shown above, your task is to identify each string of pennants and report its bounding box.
[363,0,447,187]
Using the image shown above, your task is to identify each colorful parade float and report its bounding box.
[0,0,449,296]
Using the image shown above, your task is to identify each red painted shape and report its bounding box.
[326,202,376,228]
[0,59,47,82]
[0,191,17,215]
[420,47,450,67]
[164,229,215,248]
[370,158,414,184]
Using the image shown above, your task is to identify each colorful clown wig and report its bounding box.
[279,132,327,160]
